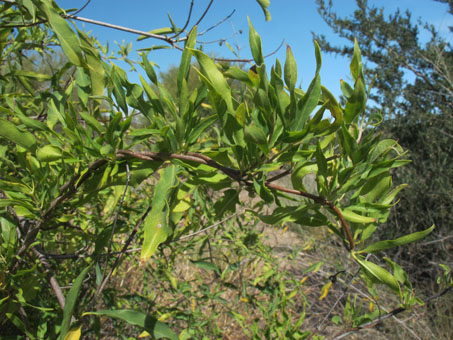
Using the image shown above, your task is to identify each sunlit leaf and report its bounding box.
[255,0,271,21]
[82,310,178,340]
[247,17,264,65]
[58,266,91,340]
[359,225,435,254]
[0,119,36,152]
[140,165,179,261]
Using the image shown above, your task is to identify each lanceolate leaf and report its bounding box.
[284,45,297,91]
[355,257,400,294]
[0,119,36,151]
[255,0,271,21]
[359,225,435,254]
[291,74,321,131]
[177,26,197,95]
[37,0,84,66]
[247,17,264,66]
[140,165,179,261]
[190,49,234,113]
[82,310,178,340]
[58,266,91,340]
[350,38,363,82]
[36,145,63,162]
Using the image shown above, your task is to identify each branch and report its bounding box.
[117,150,355,250]
[32,246,66,309]
[169,0,194,40]
[10,158,108,271]
[330,287,452,340]
[96,204,152,297]
[193,0,214,28]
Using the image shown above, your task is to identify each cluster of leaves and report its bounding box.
[0,0,436,338]
[315,0,453,277]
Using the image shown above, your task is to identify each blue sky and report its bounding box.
[57,0,452,98]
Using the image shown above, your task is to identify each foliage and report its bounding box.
[0,0,437,338]
[315,0,452,287]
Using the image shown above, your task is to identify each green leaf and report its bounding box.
[247,17,264,65]
[355,257,400,294]
[177,26,197,95]
[82,310,178,340]
[16,113,48,131]
[141,53,158,84]
[315,141,327,178]
[340,79,354,98]
[244,125,267,145]
[255,0,271,21]
[137,27,174,41]
[314,40,322,74]
[39,0,84,66]
[190,260,220,273]
[340,208,376,224]
[58,266,91,340]
[0,119,36,152]
[344,75,366,124]
[79,111,106,134]
[291,74,321,131]
[187,114,217,145]
[140,165,179,261]
[36,145,63,162]
[13,70,52,80]
[190,49,234,114]
[110,66,128,114]
[350,38,363,82]
[284,45,297,91]
[359,225,435,254]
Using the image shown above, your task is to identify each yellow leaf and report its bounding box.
[64,326,81,340]
[319,281,332,300]
[138,330,150,338]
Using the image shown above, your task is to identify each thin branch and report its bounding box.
[214,38,286,63]
[99,162,130,293]
[419,234,453,246]
[96,204,152,297]
[266,168,291,183]
[196,9,236,37]
[10,158,108,271]
[173,210,242,241]
[170,0,194,40]
[38,211,241,261]
[330,287,452,340]
[69,0,91,17]
[193,0,214,27]
[68,15,182,51]
[32,246,66,309]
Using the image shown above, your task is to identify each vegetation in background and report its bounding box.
[0,0,450,339]
[314,0,452,336]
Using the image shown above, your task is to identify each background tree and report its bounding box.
[314,0,452,333]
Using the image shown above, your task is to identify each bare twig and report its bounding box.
[99,162,130,294]
[419,234,453,246]
[329,287,452,340]
[194,0,214,27]
[68,0,91,16]
[32,246,66,309]
[170,0,194,39]
[96,204,152,297]
[173,211,242,241]
[196,10,236,38]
